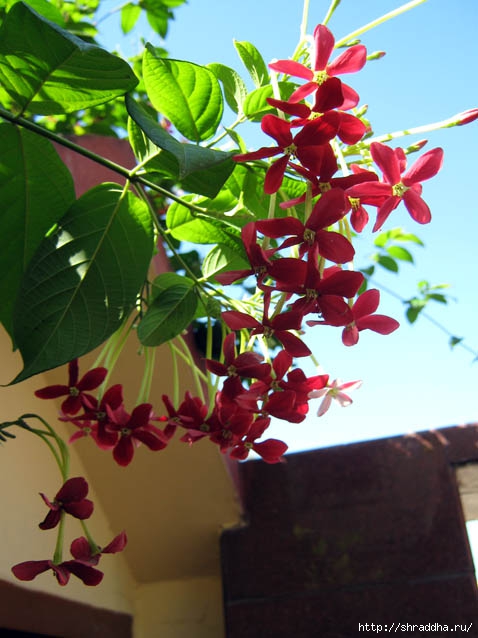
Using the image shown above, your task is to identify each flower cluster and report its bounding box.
[12,476,126,586]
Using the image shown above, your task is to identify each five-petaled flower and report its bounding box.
[35,359,107,415]
[38,477,94,530]
[309,378,363,416]
[347,142,444,231]
[269,23,367,110]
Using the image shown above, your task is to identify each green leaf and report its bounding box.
[377,255,399,273]
[207,62,248,114]
[12,184,154,383]
[143,45,223,142]
[7,0,66,26]
[386,245,414,263]
[202,244,248,280]
[233,40,269,88]
[243,82,296,121]
[0,123,75,339]
[137,283,198,347]
[121,3,141,34]
[151,272,195,299]
[126,95,234,197]
[449,336,463,349]
[166,198,242,247]
[0,2,138,115]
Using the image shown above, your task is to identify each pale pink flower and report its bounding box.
[309,378,362,416]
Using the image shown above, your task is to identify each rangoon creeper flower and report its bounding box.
[347,142,444,231]
[34,359,107,415]
[269,23,367,110]
[309,378,362,416]
[38,477,94,530]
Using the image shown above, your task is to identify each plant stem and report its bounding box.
[335,0,428,47]
[322,0,342,27]
[0,106,206,214]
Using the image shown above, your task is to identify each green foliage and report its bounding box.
[12,184,154,382]
[0,2,138,116]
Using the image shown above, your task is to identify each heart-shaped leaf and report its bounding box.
[0,122,75,339]
[0,2,138,115]
[143,45,223,142]
[126,94,234,197]
[138,282,198,347]
[12,184,154,383]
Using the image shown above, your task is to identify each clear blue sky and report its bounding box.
[98,0,478,452]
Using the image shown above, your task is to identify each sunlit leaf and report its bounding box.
[12,184,154,383]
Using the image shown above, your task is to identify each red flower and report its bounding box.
[205,333,271,380]
[11,533,126,588]
[35,359,107,415]
[256,188,354,263]
[12,557,103,587]
[107,403,168,467]
[342,288,400,346]
[38,477,94,530]
[269,24,366,110]
[233,114,337,193]
[229,417,288,463]
[347,142,444,231]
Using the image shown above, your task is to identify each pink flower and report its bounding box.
[309,378,362,416]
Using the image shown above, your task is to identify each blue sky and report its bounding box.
[98,0,478,452]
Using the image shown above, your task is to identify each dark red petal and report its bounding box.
[289,82,319,103]
[356,315,400,335]
[256,217,304,239]
[266,97,311,118]
[370,142,402,185]
[320,270,365,298]
[63,561,103,586]
[327,44,367,75]
[61,394,83,415]
[313,24,335,70]
[268,59,314,81]
[222,310,260,331]
[56,476,89,503]
[70,536,95,562]
[342,325,359,347]
[34,384,69,399]
[315,230,355,264]
[38,509,61,530]
[261,114,293,147]
[102,531,128,554]
[233,147,280,162]
[77,367,107,392]
[338,83,360,110]
[264,155,289,194]
[272,349,293,380]
[402,147,444,185]
[12,560,51,581]
[402,189,431,224]
[336,112,366,145]
[313,77,344,112]
[113,436,134,467]
[308,188,347,229]
[64,498,94,520]
[372,196,401,232]
[128,403,154,429]
[133,428,168,451]
[353,288,381,318]
[101,384,124,410]
[275,331,311,358]
[68,359,79,386]
[253,439,288,463]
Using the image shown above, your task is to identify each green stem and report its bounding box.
[322,0,342,27]
[167,341,180,407]
[0,106,206,215]
[80,520,101,555]
[299,0,311,41]
[335,0,428,47]
[52,512,66,564]
[365,112,471,146]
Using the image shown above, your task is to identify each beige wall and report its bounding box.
[0,326,136,612]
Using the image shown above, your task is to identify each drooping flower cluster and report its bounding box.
[12,476,126,586]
